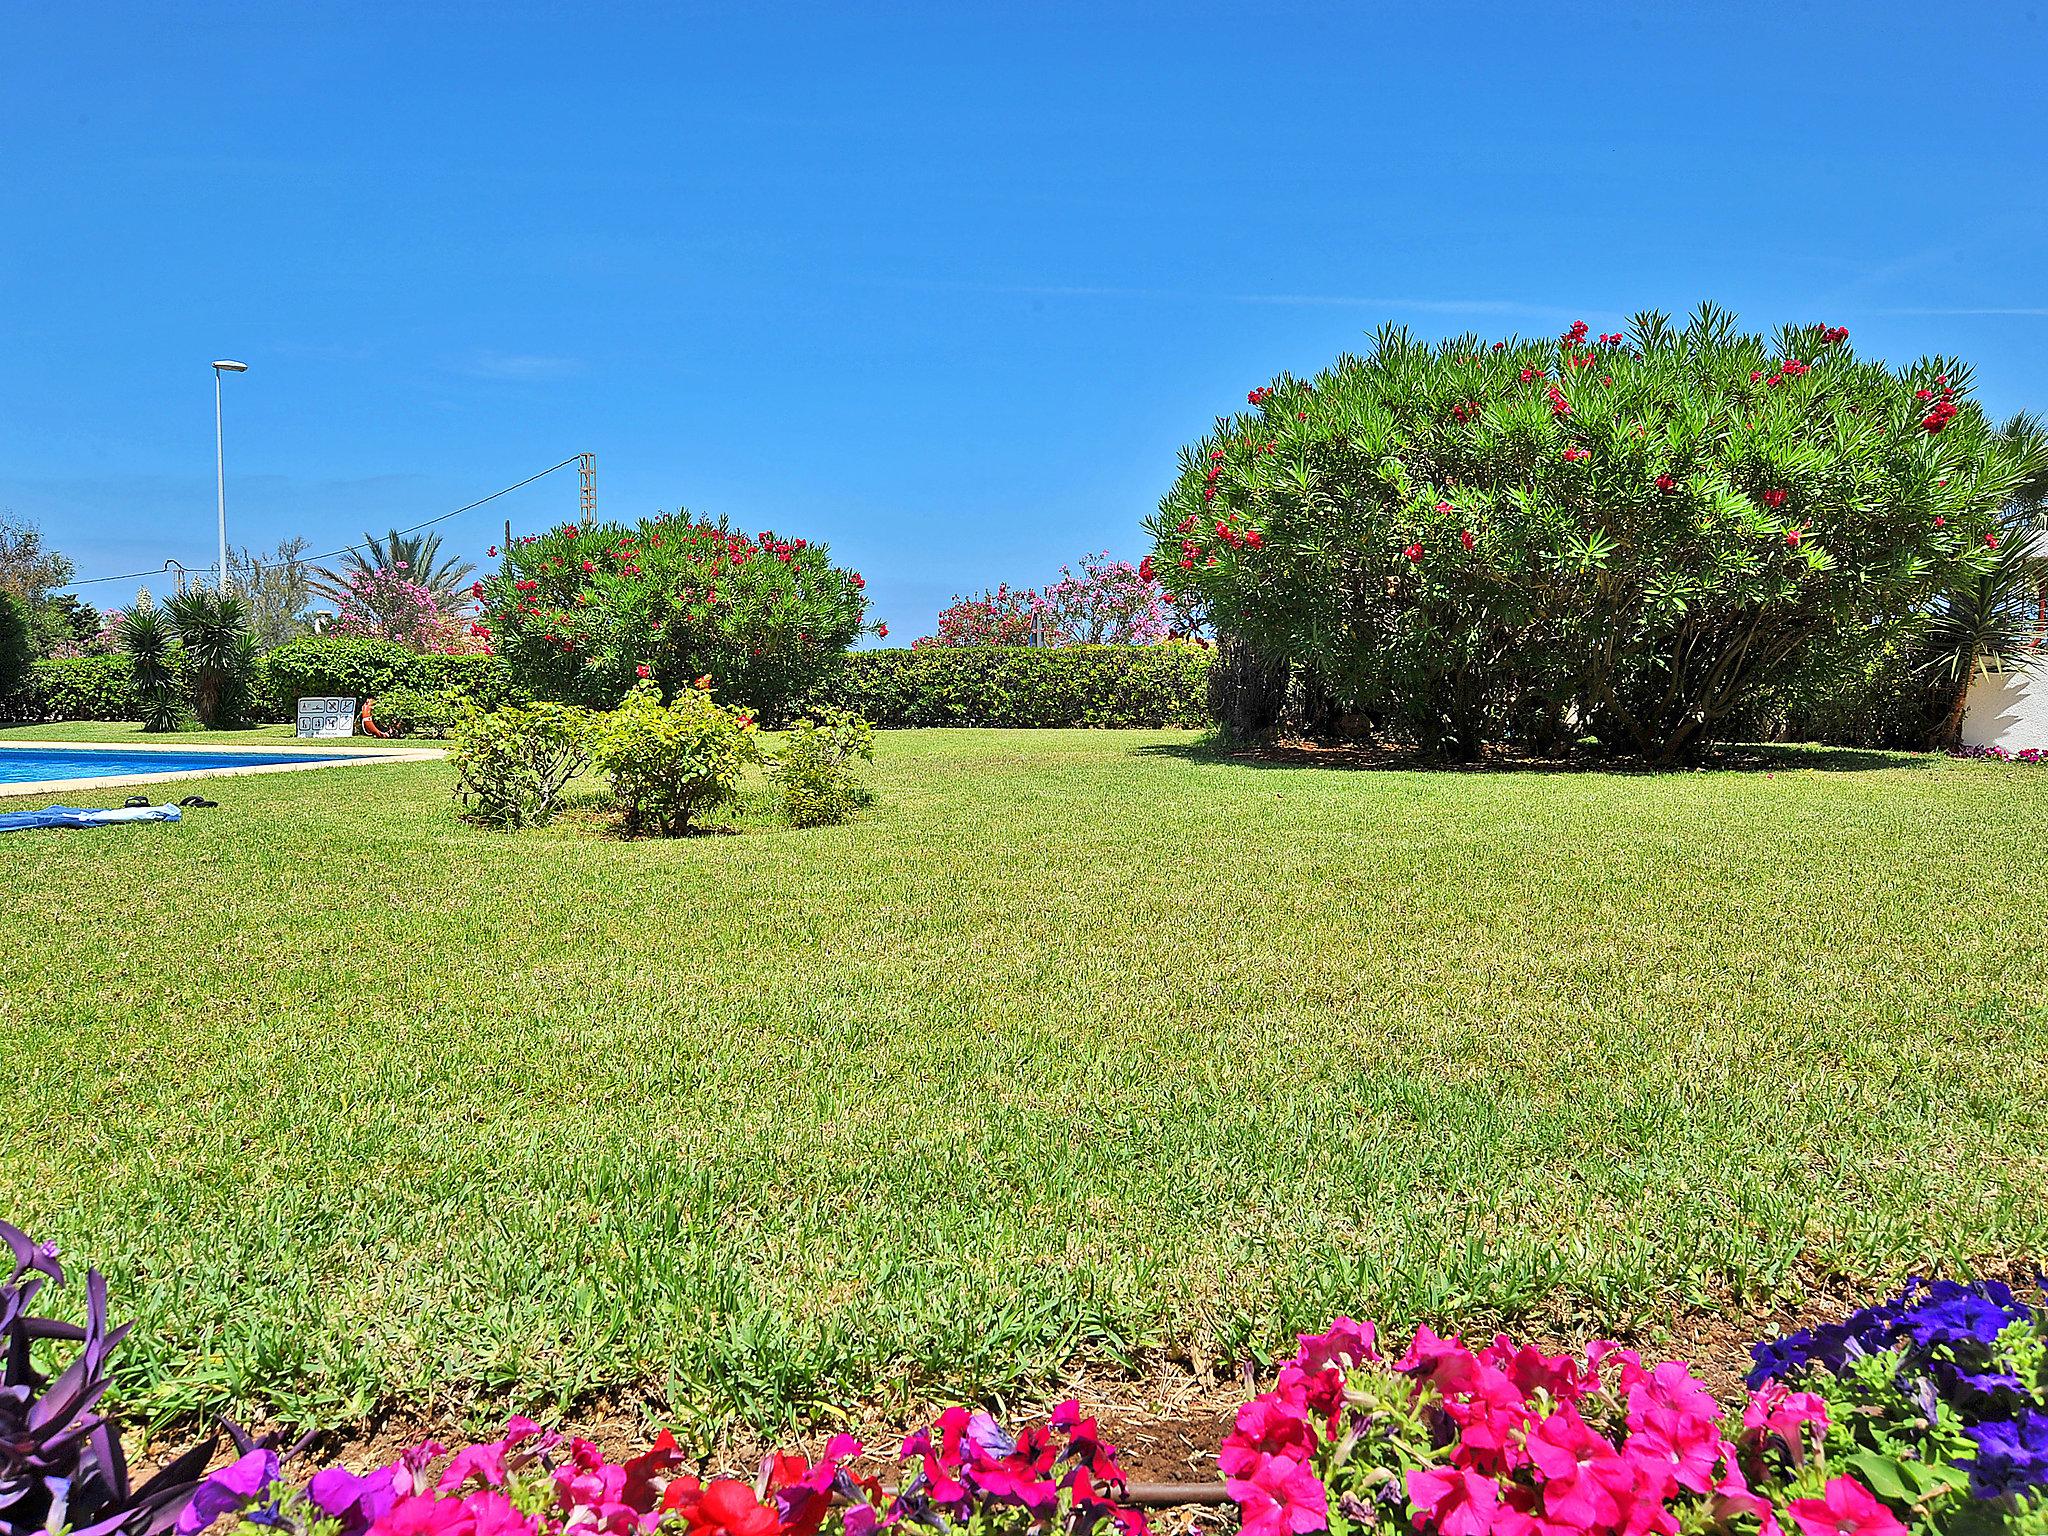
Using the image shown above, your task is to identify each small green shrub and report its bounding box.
[262,637,513,716]
[805,644,1212,727]
[117,607,186,732]
[370,685,461,738]
[590,681,760,837]
[767,707,875,827]
[448,700,593,829]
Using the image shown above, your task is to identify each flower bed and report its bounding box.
[12,1213,2047,1536]
[1949,745,2046,764]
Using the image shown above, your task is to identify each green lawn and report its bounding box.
[3,724,2045,1440]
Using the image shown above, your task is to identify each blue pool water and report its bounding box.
[0,746,353,785]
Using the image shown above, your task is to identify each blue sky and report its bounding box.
[4,1,2044,640]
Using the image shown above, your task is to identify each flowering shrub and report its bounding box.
[766,707,875,827]
[175,1402,1148,1536]
[477,516,870,721]
[449,701,595,829]
[1150,308,2046,761]
[1749,1278,2048,1516]
[589,680,759,836]
[334,567,474,652]
[261,638,512,717]
[915,585,1039,648]
[1222,1317,1896,1536]
[1030,555,1173,646]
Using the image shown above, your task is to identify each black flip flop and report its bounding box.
[177,795,219,809]
[123,795,151,809]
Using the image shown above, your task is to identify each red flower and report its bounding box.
[1138,555,1155,582]
[1934,516,1946,527]
[851,573,865,588]
[1762,489,1789,509]
[1987,533,2000,549]
[1655,474,1677,493]
[876,623,889,638]
[1787,527,1804,548]
[582,560,595,572]
[1460,529,1475,551]
[1404,543,1423,562]
[1247,387,1272,405]
[636,664,651,678]
[487,545,499,557]
[1562,447,1590,462]
[1914,388,1935,402]
[1244,529,1264,549]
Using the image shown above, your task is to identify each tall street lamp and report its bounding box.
[212,360,248,591]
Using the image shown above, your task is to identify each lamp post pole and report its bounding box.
[211,360,248,591]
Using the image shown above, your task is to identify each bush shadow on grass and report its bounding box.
[1133,734,1939,776]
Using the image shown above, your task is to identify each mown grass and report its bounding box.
[2,722,2045,1440]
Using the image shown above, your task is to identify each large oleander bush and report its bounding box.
[1149,307,2045,761]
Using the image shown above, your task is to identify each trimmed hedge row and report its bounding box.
[259,637,515,714]
[3,640,1213,732]
[803,645,1213,728]
[0,655,138,724]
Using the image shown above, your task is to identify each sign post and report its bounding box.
[296,696,359,739]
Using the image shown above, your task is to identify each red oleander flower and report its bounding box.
[1763,489,1789,509]
[1655,474,1677,492]
[1404,543,1423,562]
[1460,529,1475,551]
[876,623,889,637]
[635,664,651,678]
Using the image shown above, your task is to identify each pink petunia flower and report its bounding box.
[1787,1478,1907,1536]
[1228,1454,1328,1536]
[1405,1466,1498,1536]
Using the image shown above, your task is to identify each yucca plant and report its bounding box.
[0,1221,216,1536]
[162,590,251,729]
[115,606,183,732]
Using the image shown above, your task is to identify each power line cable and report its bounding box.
[64,454,585,588]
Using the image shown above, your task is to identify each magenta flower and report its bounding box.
[1228,1454,1328,1536]
[1404,1465,1498,1536]
[1787,1477,1907,1536]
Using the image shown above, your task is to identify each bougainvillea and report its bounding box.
[175,1402,1148,1536]
[1147,306,2046,761]
[1750,1278,2048,1517]
[476,515,870,721]
[1221,1317,1901,1536]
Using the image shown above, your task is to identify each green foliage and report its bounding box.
[448,700,594,829]
[0,655,137,724]
[369,686,461,738]
[477,514,870,721]
[767,707,875,826]
[117,606,186,732]
[806,643,1212,727]
[589,681,760,836]
[162,589,259,729]
[1152,307,2047,761]
[0,592,31,700]
[261,636,513,715]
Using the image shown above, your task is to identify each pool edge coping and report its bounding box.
[0,741,445,799]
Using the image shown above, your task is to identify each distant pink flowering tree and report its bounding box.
[335,566,479,652]
[1029,552,1172,645]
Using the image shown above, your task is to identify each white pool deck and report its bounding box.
[0,740,445,799]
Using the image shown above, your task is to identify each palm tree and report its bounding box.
[163,590,252,729]
[1920,414,2048,745]
[311,529,476,611]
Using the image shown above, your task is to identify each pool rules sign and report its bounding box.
[296,697,358,739]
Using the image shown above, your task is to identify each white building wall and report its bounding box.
[1962,666,2048,750]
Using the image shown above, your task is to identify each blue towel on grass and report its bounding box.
[0,803,182,833]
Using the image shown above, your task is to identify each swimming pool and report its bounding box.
[0,742,438,795]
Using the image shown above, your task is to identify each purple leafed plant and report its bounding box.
[0,1221,216,1536]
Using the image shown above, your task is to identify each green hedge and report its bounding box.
[0,655,139,724]
[259,637,515,716]
[804,645,1213,728]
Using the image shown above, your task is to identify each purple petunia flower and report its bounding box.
[175,1449,280,1535]
[1964,1412,2048,1499]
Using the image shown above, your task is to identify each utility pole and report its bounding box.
[579,452,596,524]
